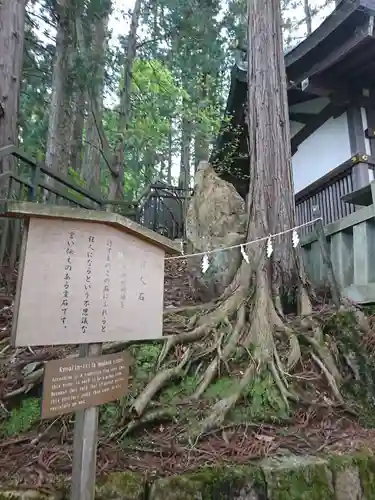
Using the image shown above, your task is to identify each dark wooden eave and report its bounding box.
[211,0,375,179]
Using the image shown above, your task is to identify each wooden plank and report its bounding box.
[0,201,180,254]
[341,183,373,206]
[0,145,17,159]
[41,351,130,419]
[296,27,372,87]
[13,148,103,205]
[38,180,96,209]
[12,217,167,346]
[289,112,315,124]
[285,0,359,70]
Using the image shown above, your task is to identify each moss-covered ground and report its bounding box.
[2,309,375,490]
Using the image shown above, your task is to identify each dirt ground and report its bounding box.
[1,260,375,489]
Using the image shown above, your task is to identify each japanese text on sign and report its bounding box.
[101,239,112,334]
[81,235,95,335]
[13,218,164,346]
[61,231,76,328]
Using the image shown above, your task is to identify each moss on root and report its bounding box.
[262,456,334,500]
[0,491,56,500]
[96,471,145,500]
[354,451,375,498]
[149,466,265,500]
[325,311,375,426]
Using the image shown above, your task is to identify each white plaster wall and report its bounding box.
[289,97,330,114]
[292,112,351,193]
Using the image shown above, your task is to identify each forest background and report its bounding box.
[21,0,335,201]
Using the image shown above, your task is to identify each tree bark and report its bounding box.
[70,88,86,173]
[45,0,74,177]
[81,12,109,190]
[194,73,210,170]
[178,111,191,190]
[303,0,312,34]
[246,0,296,276]
[109,0,142,200]
[167,121,173,184]
[0,0,26,174]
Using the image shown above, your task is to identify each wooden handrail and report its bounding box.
[13,148,103,205]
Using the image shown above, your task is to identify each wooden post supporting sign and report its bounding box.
[5,201,180,500]
[71,343,101,500]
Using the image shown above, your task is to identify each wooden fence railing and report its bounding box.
[0,146,191,287]
[294,155,375,236]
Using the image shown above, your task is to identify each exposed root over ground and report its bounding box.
[127,254,375,441]
[1,259,375,488]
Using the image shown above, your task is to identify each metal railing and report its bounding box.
[137,182,192,239]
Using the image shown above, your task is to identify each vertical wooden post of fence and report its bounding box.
[71,343,102,500]
[29,163,41,202]
[312,206,341,307]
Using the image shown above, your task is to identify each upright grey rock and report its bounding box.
[186,161,247,301]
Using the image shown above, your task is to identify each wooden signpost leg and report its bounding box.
[71,343,102,500]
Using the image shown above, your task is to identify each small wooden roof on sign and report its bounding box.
[0,200,180,255]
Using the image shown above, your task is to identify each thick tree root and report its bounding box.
[133,348,191,416]
[114,246,375,440]
[193,361,258,438]
[192,303,246,399]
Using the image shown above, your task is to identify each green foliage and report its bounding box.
[355,452,375,497]
[0,398,41,438]
[159,375,200,402]
[20,0,329,201]
[323,311,375,426]
[264,459,335,500]
[99,402,123,434]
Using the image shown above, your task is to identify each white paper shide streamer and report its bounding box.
[266,236,273,258]
[240,244,249,263]
[201,253,210,273]
[292,229,300,248]
[165,217,321,262]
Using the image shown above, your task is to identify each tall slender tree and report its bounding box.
[45,0,75,176]
[109,0,142,200]
[304,0,312,34]
[0,0,27,174]
[81,2,110,189]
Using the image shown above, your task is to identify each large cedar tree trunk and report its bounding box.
[178,110,191,190]
[45,0,74,177]
[129,0,343,437]
[109,0,142,200]
[246,0,297,293]
[0,0,26,174]
[81,12,109,189]
[69,88,86,173]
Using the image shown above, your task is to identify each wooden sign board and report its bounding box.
[12,217,165,346]
[41,352,130,419]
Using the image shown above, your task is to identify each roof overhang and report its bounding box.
[211,0,375,171]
